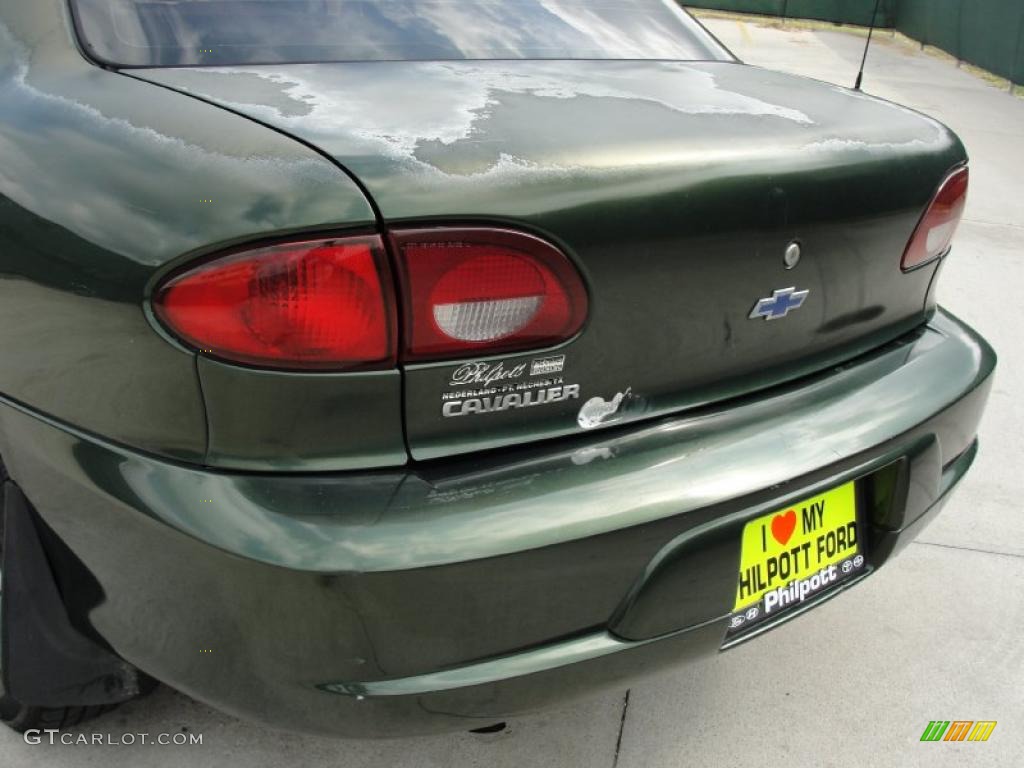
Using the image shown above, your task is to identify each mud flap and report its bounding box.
[1,482,142,707]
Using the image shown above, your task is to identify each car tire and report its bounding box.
[0,457,123,733]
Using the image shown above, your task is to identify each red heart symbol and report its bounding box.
[771,510,797,546]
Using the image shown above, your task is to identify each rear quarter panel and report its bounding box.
[0,1,400,464]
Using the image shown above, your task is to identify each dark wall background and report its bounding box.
[686,1,1024,85]
[687,1,893,27]
[895,1,1024,85]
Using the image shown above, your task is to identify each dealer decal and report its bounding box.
[726,481,865,637]
[442,384,579,417]
[449,361,527,388]
[442,357,580,418]
[529,354,565,376]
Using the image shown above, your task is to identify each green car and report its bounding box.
[0,0,996,737]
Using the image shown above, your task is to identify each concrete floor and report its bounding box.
[2,14,1022,768]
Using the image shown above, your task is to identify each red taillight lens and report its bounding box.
[154,236,396,369]
[902,166,969,271]
[392,228,588,361]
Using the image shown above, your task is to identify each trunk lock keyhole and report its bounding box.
[784,241,802,270]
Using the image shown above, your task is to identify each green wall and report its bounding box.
[687,1,893,28]
[895,0,1024,85]
[687,1,1024,85]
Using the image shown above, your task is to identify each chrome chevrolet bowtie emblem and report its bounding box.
[749,287,809,321]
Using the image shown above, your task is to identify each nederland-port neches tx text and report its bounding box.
[442,360,579,417]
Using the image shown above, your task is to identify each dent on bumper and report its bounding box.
[0,308,995,736]
[0,310,993,573]
[322,433,978,700]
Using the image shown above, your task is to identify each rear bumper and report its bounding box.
[0,308,995,736]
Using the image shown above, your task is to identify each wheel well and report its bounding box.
[1,476,145,707]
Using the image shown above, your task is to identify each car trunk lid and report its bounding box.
[135,60,966,460]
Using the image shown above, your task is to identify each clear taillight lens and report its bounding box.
[902,166,969,271]
[392,228,588,361]
[154,236,396,369]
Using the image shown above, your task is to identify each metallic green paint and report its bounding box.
[0,0,998,738]
[0,309,994,735]
[1,2,973,472]
[0,310,991,573]
[0,2,392,465]
[319,619,727,698]
[324,427,983,701]
[137,61,967,460]
[198,360,406,471]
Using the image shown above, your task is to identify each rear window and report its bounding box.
[71,0,731,67]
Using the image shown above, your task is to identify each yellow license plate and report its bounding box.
[728,481,864,635]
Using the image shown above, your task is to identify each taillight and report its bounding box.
[391,228,588,361]
[902,166,969,271]
[154,236,396,369]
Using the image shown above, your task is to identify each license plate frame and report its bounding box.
[725,479,866,639]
